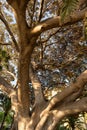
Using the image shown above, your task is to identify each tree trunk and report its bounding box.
[17,40,35,130]
[3,1,87,130]
[12,7,34,130]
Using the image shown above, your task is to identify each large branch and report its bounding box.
[7,0,29,10]
[35,70,87,130]
[29,65,45,104]
[28,65,47,129]
[41,70,87,116]
[47,97,87,130]
[61,88,83,105]
[30,7,87,36]
[36,97,87,130]
[18,0,30,10]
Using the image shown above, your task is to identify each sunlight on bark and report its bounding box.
[31,25,43,34]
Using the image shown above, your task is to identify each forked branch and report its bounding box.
[47,97,87,130]
[41,70,87,116]
[35,69,87,130]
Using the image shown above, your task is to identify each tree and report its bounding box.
[0,0,87,130]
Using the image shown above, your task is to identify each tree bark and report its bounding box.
[3,1,87,130]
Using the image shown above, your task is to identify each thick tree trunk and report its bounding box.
[17,55,30,130]
[17,44,36,130]
[12,6,33,130]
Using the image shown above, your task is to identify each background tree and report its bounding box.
[0,0,87,130]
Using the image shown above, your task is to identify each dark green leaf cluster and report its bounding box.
[0,49,10,71]
[0,91,11,112]
[0,111,13,130]
[61,0,79,21]
[0,91,13,130]
[3,98,11,112]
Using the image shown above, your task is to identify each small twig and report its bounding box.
[0,42,11,45]
[40,28,60,44]
[30,0,37,26]
[38,0,44,22]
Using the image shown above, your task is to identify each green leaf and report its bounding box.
[60,0,79,21]
[0,65,2,71]
[2,51,7,58]
[4,98,11,112]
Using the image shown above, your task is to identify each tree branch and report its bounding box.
[19,0,30,10]
[36,97,87,130]
[31,7,87,36]
[28,65,47,128]
[0,42,11,45]
[41,70,87,116]
[38,0,44,22]
[48,97,87,130]
[0,11,20,52]
[40,28,60,44]
[57,0,63,11]
[34,70,87,130]
[0,76,14,95]
[29,65,45,104]
[30,0,37,27]
[7,0,29,10]
[62,88,83,105]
